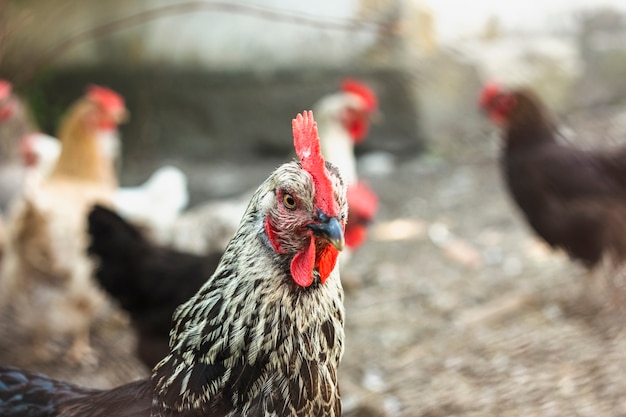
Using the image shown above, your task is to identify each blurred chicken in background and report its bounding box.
[155,191,249,255]
[112,165,189,236]
[0,80,34,212]
[0,81,122,190]
[480,82,626,305]
[0,85,127,365]
[0,79,188,238]
[156,80,380,261]
[314,78,379,263]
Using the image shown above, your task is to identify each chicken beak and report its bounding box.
[308,213,345,252]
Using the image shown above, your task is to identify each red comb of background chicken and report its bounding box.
[86,84,125,113]
[0,80,12,101]
[341,78,378,112]
[293,111,338,218]
[479,81,501,109]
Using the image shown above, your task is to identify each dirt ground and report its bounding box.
[3,112,626,417]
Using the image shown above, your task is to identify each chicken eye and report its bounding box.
[283,193,297,209]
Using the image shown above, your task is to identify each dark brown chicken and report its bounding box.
[479,82,626,268]
[0,110,348,417]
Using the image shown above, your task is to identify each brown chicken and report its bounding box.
[0,110,347,417]
[0,85,127,364]
[479,82,626,270]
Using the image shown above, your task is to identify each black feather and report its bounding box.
[87,205,222,368]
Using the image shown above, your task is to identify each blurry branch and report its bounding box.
[16,1,390,85]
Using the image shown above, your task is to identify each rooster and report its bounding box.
[87,204,221,369]
[314,78,379,260]
[0,110,347,416]
[0,85,127,364]
[479,82,626,270]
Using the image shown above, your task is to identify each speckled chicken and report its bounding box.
[0,110,347,416]
[0,85,127,364]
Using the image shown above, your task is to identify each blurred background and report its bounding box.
[3,0,626,416]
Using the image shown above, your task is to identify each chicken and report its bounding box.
[87,204,221,369]
[112,165,189,235]
[0,81,123,186]
[20,133,61,181]
[0,79,32,211]
[345,180,378,249]
[314,78,379,259]
[156,192,250,255]
[479,82,626,270]
[0,85,127,364]
[22,131,186,232]
[0,110,347,416]
[315,78,378,186]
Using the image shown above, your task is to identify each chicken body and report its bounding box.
[112,165,189,236]
[157,193,249,255]
[0,86,127,363]
[87,205,221,369]
[480,84,626,268]
[0,111,347,416]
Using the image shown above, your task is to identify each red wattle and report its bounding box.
[264,218,286,254]
[345,225,367,249]
[291,234,316,287]
[316,244,339,284]
[348,119,369,144]
[20,136,37,167]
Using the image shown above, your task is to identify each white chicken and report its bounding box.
[113,165,189,234]
[155,192,249,255]
[314,78,380,258]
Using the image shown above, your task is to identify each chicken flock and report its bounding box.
[0,71,625,417]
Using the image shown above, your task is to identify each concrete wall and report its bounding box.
[3,0,398,75]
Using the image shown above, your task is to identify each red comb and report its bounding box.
[0,80,12,101]
[293,111,338,217]
[86,84,125,113]
[479,81,501,109]
[341,78,378,112]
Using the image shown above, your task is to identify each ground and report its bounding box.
[2,114,626,416]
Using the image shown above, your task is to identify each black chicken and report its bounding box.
[87,204,222,369]
[0,110,348,416]
[479,82,626,268]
